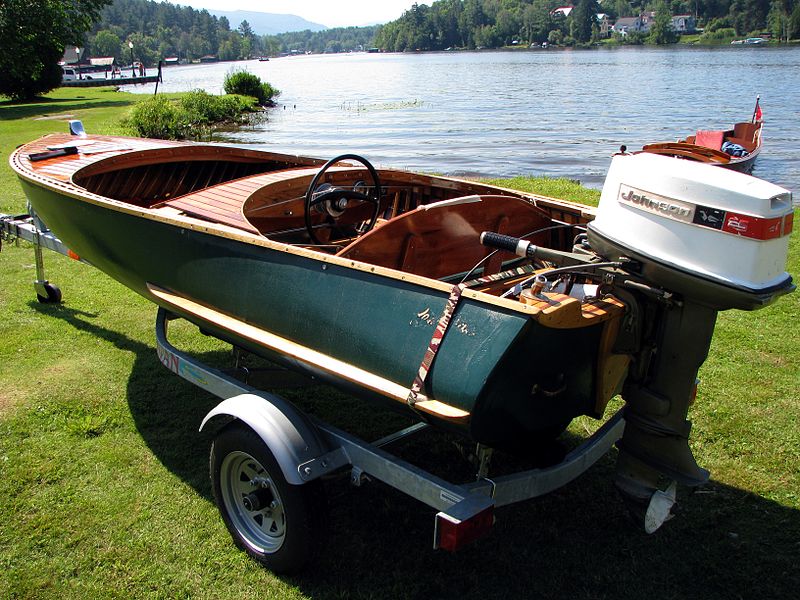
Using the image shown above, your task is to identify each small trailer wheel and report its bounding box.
[210,421,326,573]
[36,282,62,304]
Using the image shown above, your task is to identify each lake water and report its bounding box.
[130,47,800,194]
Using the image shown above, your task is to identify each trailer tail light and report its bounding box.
[689,378,700,406]
[434,505,494,552]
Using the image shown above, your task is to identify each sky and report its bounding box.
[172,1,421,28]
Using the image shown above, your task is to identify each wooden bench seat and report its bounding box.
[337,195,553,280]
[162,168,316,234]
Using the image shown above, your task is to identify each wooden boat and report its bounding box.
[11,132,613,451]
[9,128,794,502]
[639,98,763,173]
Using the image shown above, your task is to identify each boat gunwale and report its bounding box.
[9,139,596,318]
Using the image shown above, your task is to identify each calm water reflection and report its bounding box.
[130,47,800,193]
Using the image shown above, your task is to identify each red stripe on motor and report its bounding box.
[722,212,784,240]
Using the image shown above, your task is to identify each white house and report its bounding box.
[612,16,649,36]
[671,14,697,33]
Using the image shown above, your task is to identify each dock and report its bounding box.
[61,62,163,88]
[61,74,161,88]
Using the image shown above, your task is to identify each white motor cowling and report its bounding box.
[588,153,795,310]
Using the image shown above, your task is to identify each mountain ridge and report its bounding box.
[208,9,327,35]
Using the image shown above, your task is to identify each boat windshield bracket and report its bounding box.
[475,444,494,480]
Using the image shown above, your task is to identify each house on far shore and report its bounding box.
[164,56,180,66]
[60,47,118,81]
[612,16,649,36]
[671,14,697,33]
[596,13,612,37]
[89,57,115,69]
[60,46,87,67]
[551,6,573,18]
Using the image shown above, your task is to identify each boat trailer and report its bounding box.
[2,209,629,572]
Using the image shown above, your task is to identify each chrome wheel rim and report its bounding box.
[220,451,286,554]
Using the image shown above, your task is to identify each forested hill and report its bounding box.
[374,0,800,51]
[85,0,378,65]
[82,0,798,65]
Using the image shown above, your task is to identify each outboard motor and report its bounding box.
[587,153,794,525]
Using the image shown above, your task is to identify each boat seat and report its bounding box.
[162,170,316,234]
[336,195,552,280]
[164,190,260,233]
[733,122,757,140]
[694,130,725,151]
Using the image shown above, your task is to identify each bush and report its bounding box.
[124,91,259,140]
[126,95,185,139]
[180,89,254,124]
[705,18,733,33]
[223,70,280,105]
[700,27,737,42]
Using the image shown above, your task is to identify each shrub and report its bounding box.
[125,92,259,140]
[126,95,186,139]
[214,94,258,119]
[700,27,737,42]
[223,70,280,105]
[705,18,733,33]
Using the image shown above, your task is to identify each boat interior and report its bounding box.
[687,121,761,153]
[640,121,761,164]
[59,144,588,287]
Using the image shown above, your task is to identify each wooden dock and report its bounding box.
[62,62,163,88]
[61,74,161,88]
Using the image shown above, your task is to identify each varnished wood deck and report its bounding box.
[20,134,174,182]
[161,168,319,234]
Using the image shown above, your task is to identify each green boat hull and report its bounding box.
[20,179,606,450]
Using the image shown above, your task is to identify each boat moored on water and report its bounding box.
[5,123,795,570]
[639,97,764,173]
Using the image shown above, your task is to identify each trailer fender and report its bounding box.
[200,393,346,485]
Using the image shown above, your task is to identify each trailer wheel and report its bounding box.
[210,421,326,573]
[36,283,62,304]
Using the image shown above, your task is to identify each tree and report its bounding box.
[238,20,254,39]
[92,29,122,60]
[615,0,634,18]
[648,1,680,43]
[571,0,601,44]
[767,0,791,41]
[495,9,520,44]
[0,0,111,100]
[792,3,800,39]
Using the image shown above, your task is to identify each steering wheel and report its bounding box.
[304,154,382,245]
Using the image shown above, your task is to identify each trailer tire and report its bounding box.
[36,283,62,304]
[210,421,326,573]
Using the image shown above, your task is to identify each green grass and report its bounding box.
[1,88,799,599]
[482,175,601,206]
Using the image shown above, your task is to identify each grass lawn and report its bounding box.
[1,88,798,599]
